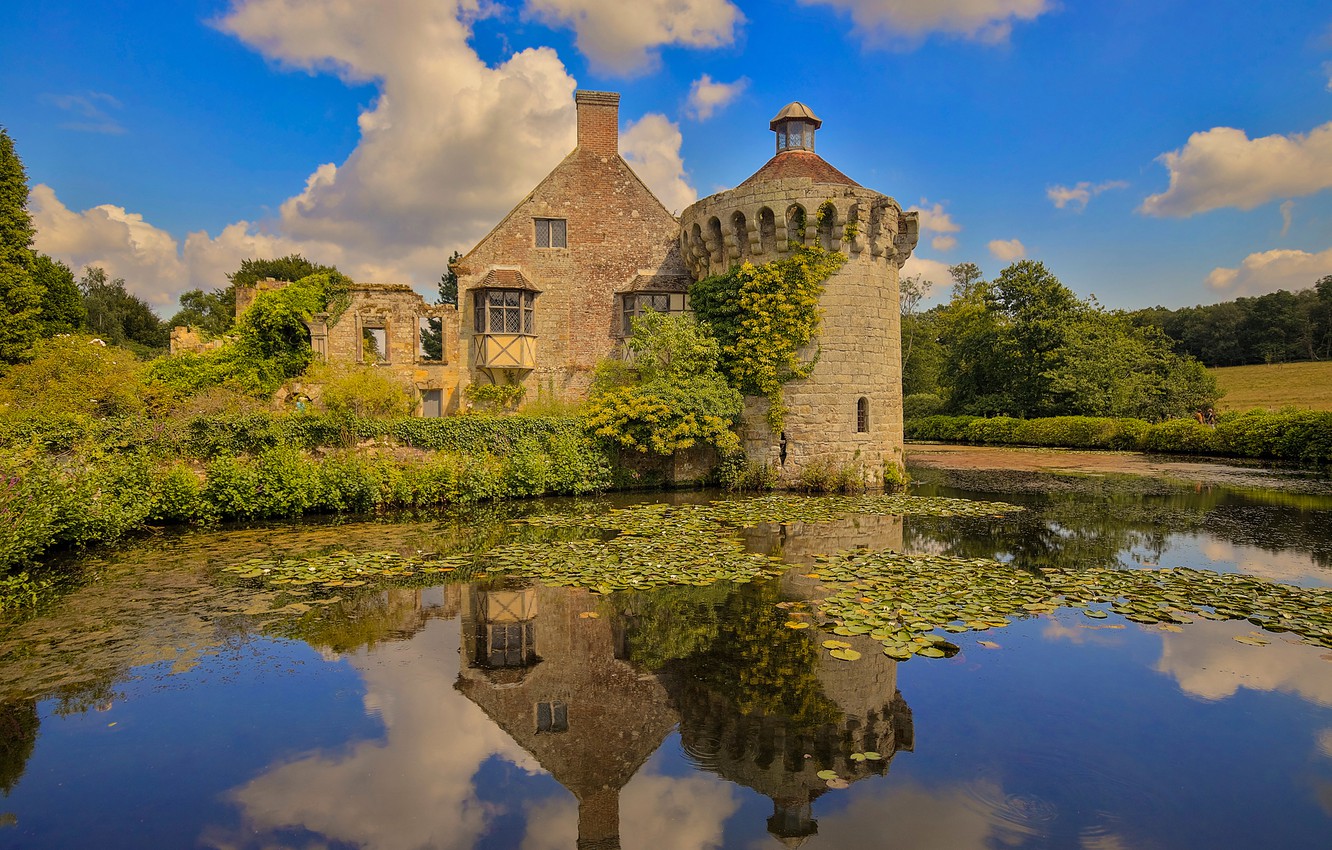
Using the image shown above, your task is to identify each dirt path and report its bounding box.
[905,443,1332,493]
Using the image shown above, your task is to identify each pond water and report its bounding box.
[2,453,1331,849]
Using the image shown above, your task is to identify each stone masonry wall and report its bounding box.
[680,181,918,487]
[454,91,688,403]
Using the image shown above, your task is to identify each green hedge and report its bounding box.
[906,410,1332,465]
[0,412,593,458]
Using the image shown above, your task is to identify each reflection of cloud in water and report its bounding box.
[748,780,1023,850]
[211,620,540,850]
[1042,616,1128,647]
[1318,729,1332,759]
[516,761,738,850]
[1155,620,1332,706]
[1195,538,1327,586]
[520,795,577,850]
[620,768,739,850]
[1081,832,1135,850]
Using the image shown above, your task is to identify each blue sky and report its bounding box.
[3,0,1330,313]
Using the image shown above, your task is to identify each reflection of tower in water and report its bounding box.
[453,508,915,849]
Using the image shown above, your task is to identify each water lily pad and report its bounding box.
[830,648,862,661]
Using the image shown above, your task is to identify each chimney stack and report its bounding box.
[575,90,620,157]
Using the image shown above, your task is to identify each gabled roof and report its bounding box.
[736,149,860,189]
[475,268,539,291]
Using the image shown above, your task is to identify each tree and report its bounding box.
[439,250,461,306]
[32,254,85,336]
[229,254,338,290]
[79,266,169,355]
[0,128,41,365]
[899,273,943,398]
[168,287,235,336]
[420,250,462,361]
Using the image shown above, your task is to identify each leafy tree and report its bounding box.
[0,128,41,365]
[32,254,85,336]
[439,250,461,306]
[586,311,743,455]
[229,254,337,290]
[168,287,235,336]
[900,273,944,398]
[420,250,462,361]
[0,334,149,418]
[79,266,169,355]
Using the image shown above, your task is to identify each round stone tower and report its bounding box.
[679,103,920,486]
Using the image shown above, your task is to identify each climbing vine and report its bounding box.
[689,246,846,429]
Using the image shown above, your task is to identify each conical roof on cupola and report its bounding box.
[739,101,859,189]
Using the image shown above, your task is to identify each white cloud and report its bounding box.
[1204,246,1332,297]
[686,74,747,121]
[1324,61,1332,93]
[31,0,698,312]
[988,238,1026,261]
[524,0,743,74]
[1280,199,1295,236]
[1140,122,1332,217]
[1155,619,1332,706]
[796,0,1053,46]
[899,255,954,292]
[1319,728,1332,759]
[619,767,738,850]
[622,114,697,214]
[907,200,961,252]
[1046,180,1128,211]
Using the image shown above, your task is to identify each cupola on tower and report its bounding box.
[679,103,920,486]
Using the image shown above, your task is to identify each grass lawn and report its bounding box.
[1211,361,1332,412]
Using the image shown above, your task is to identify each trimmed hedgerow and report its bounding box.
[906,410,1332,465]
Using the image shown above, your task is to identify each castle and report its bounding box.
[216,91,918,483]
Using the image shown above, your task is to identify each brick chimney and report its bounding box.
[575,90,620,157]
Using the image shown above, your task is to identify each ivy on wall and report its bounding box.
[689,246,846,429]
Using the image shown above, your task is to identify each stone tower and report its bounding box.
[679,103,919,486]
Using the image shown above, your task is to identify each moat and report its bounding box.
[1,450,1330,849]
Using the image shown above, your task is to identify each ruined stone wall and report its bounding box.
[680,180,919,487]
[455,91,688,403]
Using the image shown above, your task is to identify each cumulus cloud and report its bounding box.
[622,114,697,213]
[796,0,1053,46]
[1319,728,1332,759]
[1280,200,1296,236]
[1155,619,1332,706]
[900,255,954,292]
[1140,122,1332,217]
[41,91,126,135]
[1046,180,1128,212]
[686,74,747,121]
[524,0,743,74]
[907,199,961,252]
[988,238,1026,261]
[31,0,698,311]
[1204,246,1332,297]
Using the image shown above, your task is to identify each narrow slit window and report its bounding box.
[857,397,870,433]
[535,218,567,248]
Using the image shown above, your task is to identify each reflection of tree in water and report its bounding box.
[620,581,914,846]
[0,700,38,796]
[908,469,1332,573]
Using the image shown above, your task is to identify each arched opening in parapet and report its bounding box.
[731,210,748,260]
[817,203,838,251]
[867,203,884,250]
[706,216,724,265]
[857,397,870,433]
[758,207,777,254]
[845,203,861,248]
[785,204,807,248]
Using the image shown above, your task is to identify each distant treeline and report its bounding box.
[1128,277,1332,367]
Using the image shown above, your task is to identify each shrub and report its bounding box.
[0,335,149,419]
[903,392,944,420]
[311,362,416,419]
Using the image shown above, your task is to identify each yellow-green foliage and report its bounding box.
[0,335,150,418]
[1211,361,1332,412]
[689,246,846,429]
[586,311,742,455]
[309,362,415,419]
[464,381,527,412]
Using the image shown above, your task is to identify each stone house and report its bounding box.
[456,91,918,483]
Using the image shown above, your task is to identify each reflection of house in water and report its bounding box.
[455,581,678,850]
[453,521,915,848]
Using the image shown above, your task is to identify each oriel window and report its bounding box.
[534,218,567,248]
[474,289,535,334]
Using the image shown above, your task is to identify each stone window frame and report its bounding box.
[359,318,390,365]
[534,217,568,249]
[857,397,870,433]
[618,291,690,338]
[474,288,536,335]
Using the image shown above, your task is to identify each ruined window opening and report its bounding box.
[418,316,444,362]
[536,701,568,734]
[361,326,388,364]
[857,397,870,433]
[620,291,689,337]
[534,218,567,248]
[474,289,535,335]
